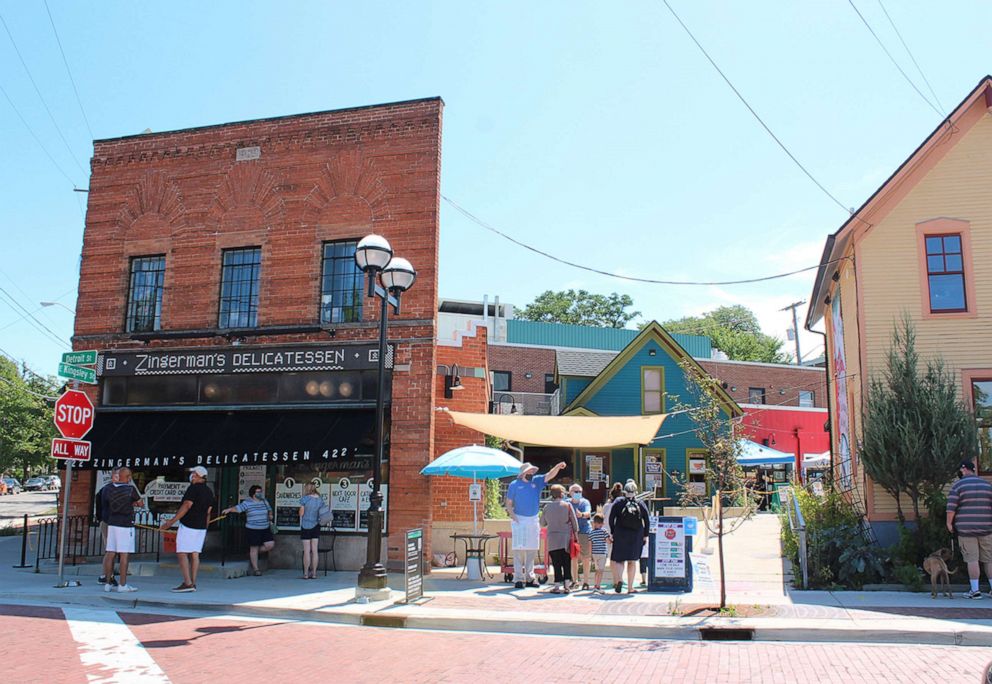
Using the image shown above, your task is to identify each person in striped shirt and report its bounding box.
[222,485,275,576]
[588,514,610,593]
[947,460,992,599]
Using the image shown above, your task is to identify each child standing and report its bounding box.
[588,514,610,592]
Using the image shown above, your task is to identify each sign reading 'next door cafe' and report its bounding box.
[98,343,393,377]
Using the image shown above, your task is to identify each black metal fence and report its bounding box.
[27,513,164,571]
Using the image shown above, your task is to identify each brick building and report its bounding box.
[66,98,444,569]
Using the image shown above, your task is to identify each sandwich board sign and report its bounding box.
[647,516,694,593]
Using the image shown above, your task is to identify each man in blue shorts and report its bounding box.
[506,460,566,589]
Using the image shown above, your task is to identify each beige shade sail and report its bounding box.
[443,411,666,448]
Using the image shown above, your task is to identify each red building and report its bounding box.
[65,98,444,569]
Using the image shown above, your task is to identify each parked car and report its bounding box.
[24,477,49,491]
[2,477,22,495]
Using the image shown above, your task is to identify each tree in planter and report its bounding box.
[860,315,978,556]
[674,360,758,608]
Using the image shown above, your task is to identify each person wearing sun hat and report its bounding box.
[159,466,214,592]
[506,460,566,589]
[947,459,992,599]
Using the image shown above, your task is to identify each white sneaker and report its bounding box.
[116,584,137,593]
[103,583,114,593]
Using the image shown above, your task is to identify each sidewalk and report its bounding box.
[2,531,992,646]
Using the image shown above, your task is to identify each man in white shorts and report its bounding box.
[506,461,566,589]
[160,466,214,592]
[101,467,142,593]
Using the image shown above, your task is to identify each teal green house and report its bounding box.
[534,321,741,508]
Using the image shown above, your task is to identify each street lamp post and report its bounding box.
[353,234,416,602]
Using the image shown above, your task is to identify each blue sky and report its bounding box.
[0,1,989,376]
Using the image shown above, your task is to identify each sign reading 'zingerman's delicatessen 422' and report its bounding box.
[98,343,393,377]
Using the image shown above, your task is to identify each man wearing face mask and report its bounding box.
[160,466,214,592]
[222,484,275,576]
[506,461,566,589]
[568,483,593,590]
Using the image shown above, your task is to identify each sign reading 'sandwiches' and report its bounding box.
[98,343,392,377]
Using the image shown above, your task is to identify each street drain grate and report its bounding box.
[699,628,754,641]
[361,614,406,628]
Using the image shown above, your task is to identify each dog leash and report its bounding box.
[134,514,227,534]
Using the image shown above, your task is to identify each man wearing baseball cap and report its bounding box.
[947,460,992,599]
[506,460,566,589]
[160,466,214,592]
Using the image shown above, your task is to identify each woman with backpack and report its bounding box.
[607,481,649,593]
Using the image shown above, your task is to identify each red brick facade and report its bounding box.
[432,322,490,522]
[68,98,444,567]
[488,344,556,394]
[698,359,827,408]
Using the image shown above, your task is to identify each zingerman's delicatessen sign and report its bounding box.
[77,343,391,531]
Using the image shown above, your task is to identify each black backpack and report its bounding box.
[618,498,642,530]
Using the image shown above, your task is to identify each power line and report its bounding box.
[658,0,858,218]
[444,195,852,286]
[846,0,943,117]
[0,285,70,349]
[42,0,93,140]
[875,0,944,114]
[0,80,77,187]
[0,10,87,176]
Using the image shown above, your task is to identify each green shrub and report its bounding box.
[892,563,925,592]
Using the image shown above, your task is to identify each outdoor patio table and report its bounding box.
[450,533,498,580]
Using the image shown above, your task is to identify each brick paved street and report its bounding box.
[4,601,990,683]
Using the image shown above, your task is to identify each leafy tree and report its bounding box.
[860,316,978,548]
[674,360,757,608]
[0,357,59,479]
[663,305,789,363]
[519,289,640,328]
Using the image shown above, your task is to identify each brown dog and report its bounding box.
[922,548,956,599]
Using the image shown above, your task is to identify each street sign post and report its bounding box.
[53,386,94,590]
[57,362,97,385]
[61,350,97,366]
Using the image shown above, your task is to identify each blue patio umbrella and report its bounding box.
[421,445,522,535]
[421,445,523,479]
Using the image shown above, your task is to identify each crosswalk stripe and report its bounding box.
[63,607,171,683]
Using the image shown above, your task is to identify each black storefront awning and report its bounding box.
[71,409,380,470]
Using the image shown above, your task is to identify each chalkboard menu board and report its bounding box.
[648,516,693,593]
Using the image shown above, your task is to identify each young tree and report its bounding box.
[860,316,978,543]
[519,289,640,328]
[663,305,790,363]
[0,358,59,479]
[674,360,757,608]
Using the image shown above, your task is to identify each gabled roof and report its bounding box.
[564,321,742,417]
[806,75,992,328]
[556,349,618,377]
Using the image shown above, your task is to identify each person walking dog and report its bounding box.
[160,466,214,593]
[947,460,992,599]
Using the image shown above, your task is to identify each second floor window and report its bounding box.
[748,387,766,404]
[544,373,557,394]
[642,367,663,414]
[321,240,363,324]
[492,371,511,392]
[219,247,261,329]
[125,255,166,333]
[926,234,966,312]
[799,390,814,408]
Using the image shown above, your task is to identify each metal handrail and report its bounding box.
[783,488,808,589]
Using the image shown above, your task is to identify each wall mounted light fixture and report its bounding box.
[439,364,464,399]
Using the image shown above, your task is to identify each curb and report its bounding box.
[1,590,988,646]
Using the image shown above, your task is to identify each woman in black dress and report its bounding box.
[607,481,649,593]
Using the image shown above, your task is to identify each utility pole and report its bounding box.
[780,300,806,365]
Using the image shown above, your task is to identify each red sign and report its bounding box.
[53,390,95,440]
[665,528,677,540]
[51,438,91,461]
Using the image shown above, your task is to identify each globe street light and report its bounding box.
[353,234,416,602]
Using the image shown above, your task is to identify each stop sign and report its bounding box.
[54,390,95,440]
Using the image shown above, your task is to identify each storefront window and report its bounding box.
[270,461,385,532]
